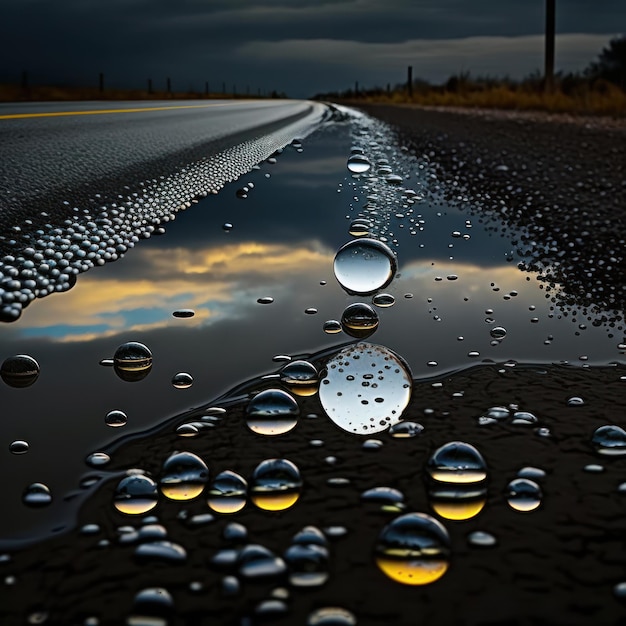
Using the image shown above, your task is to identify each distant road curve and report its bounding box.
[0,99,330,321]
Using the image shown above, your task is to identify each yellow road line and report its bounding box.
[0,102,250,120]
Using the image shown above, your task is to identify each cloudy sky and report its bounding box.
[0,0,623,97]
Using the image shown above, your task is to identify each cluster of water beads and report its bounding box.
[426,441,488,521]
[318,342,412,434]
[0,354,40,388]
[477,405,540,428]
[374,512,451,585]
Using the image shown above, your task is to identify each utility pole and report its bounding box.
[407,66,413,98]
[544,0,555,93]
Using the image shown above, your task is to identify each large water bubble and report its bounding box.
[346,154,372,174]
[246,388,300,435]
[375,512,451,585]
[159,451,209,500]
[250,458,302,511]
[319,343,412,434]
[333,239,397,295]
[113,341,152,382]
[591,425,626,456]
[506,478,542,512]
[1,354,39,388]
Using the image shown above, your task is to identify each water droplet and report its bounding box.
[284,541,330,587]
[347,154,371,174]
[426,441,488,520]
[361,486,405,513]
[238,544,287,579]
[246,388,300,435]
[114,474,158,515]
[567,396,584,406]
[389,421,424,438]
[506,478,542,512]
[207,470,248,514]
[307,607,357,626]
[86,452,110,467]
[510,411,538,426]
[375,512,451,585]
[305,307,318,315]
[340,303,379,338]
[614,582,626,600]
[113,341,152,382]
[591,425,626,456]
[172,372,193,389]
[222,222,233,232]
[427,441,487,484]
[467,531,497,547]
[9,440,29,454]
[372,293,395,308]
[160,451,209,500]
[490,326,507,339]
[349,220,370,237]
[517,466,546,481]
[250,458,302,511]
[172,309,195,318]
[363,438,384,450]
[27,611,48,624]
[280,360,319,397]
[333,238,397,295]
[257,296,274,305]
[319,342,412,434]
[323,319,342,334]
[105,409,127,428]
[0,354,39,388]
[22,482,52,507]
[129,587,174,625]
[135,541,187,563]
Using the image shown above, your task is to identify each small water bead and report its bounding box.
[361,486,405,513]
[129,587,174,625]
[0,354,39,388]
[114,474,158,515]
[510,411,538,426]
[257,296,274,305]
[583,464,604,473]
[305,307,318,315]
[389,421,424,438]
[363,438,384,450]
[172,309,195,318]
[176,423,199,437]
[506,478,542,512]
[222,222,233,232]
[517,466,547,481]
[567,396,585,406]
[160,451,209,500]
[172,372,193,389]
[105,409,127,428]
[86,452,110,467]
[22,482,52,507]
[340,303,379,339]
[99,358,114,367]
[237,544,287,579]
[9,440,29,454]
[490,326,507,339]
[250,458,302,511]
[347,154,372,174]
[349,220,370,237]
[372,293,395,308]
[591,425,626,456]
[307,607,357,626]
[375,512,451,585]
[246,388,300,435]
[113,341,152,382]
[280,360,319,396]
[323,319,342,334]
[467,531,497,547]
[27,612,49,624]
[207,470,248,514]
[319,342,412,434]
[333,238,397,295]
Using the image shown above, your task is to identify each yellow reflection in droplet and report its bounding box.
[431,498,486,520]
[508,499,541,513]
[207,497,247,514]
[428,470,487,484]
[160,484,205,501]
[286,383,319,397]
[114,499,158,515]
[251,492,300,511]
[376,557,449,585]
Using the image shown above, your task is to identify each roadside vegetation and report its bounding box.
[320,36,626,117]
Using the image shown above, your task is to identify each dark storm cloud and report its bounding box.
[0,0,623,96]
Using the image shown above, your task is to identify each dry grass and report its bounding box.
[346,82,626,117]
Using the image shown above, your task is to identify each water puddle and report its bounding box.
[0,105,625,624]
